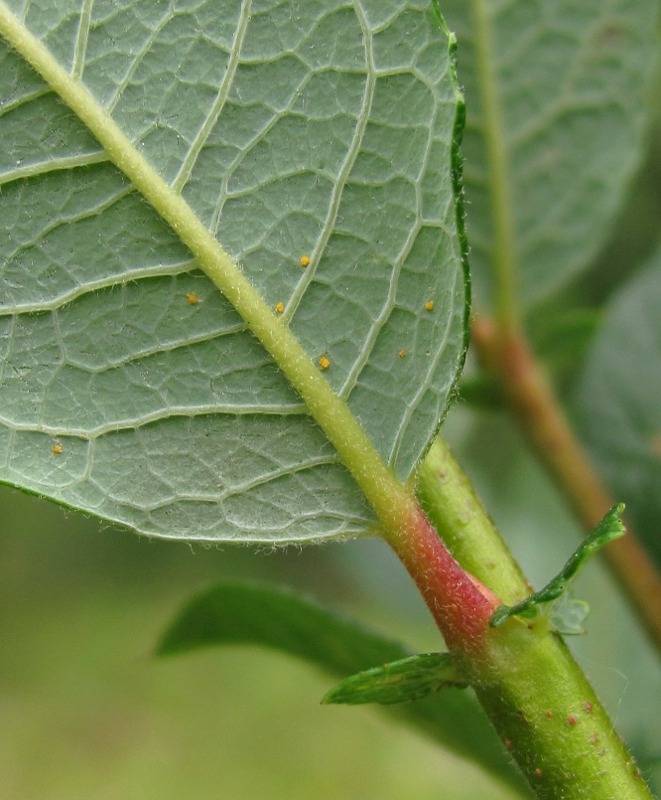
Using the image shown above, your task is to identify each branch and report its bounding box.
[472,316,661,653]
[417,438,652,799]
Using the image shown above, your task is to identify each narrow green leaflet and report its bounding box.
[574,254,661,566]
[489,504,625,628]
[157,582,525,793]
[322,651,467,705]
[0,1,468,542]
[440,0,658,310]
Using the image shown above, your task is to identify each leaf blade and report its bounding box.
[0,1,468,542]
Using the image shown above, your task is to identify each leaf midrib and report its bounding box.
[0,1,418,538]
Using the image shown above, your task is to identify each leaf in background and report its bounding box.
[531,309,602,379]
[0,1,468,542]
[574,253,661,566]
[440,0,658,309]
[322,651,467,706]
[158,581,525,793]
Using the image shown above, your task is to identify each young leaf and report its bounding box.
[574,253,661,566]
[322,651,468,706]
[489,503,625,628]
[157,581,525,793]
[440,0,659,310]
[0,2,468,542]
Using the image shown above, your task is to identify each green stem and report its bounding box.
[418,439,653,799]
[417,437,529,605]
[474,622,649,800]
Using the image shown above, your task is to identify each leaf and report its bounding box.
[157,581,525,793]
[157,581,410,667]
[322,651,468,705]
[440,0,659,309]
[0,1,468,542]
[574,253,661,566]
[531,309,602,379]
[489,504,625,628]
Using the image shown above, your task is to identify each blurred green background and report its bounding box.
[0,478,519,800]
[2,409,660,798]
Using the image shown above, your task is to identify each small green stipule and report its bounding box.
[386,503,500,653]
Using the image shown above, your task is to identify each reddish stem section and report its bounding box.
[387,504,500,652]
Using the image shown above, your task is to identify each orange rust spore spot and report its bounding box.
[300,255,310,267]
[567,715,577,727]
[52,443,63,455]
[274,301,285,314]
[424,300,435,311]
[504,739,512,750]
[186,291,201,304]
[398,349,407,358]
[583,701,593,713]
[546,710,553,719]
[319,356,330,370]
[534,768,543,778]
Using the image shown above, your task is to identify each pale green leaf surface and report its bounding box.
[441,0,658,309]
[0,1,467,542]
[574,253,661,565]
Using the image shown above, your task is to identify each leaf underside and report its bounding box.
[0,1,467,542]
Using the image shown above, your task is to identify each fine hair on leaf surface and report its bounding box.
[0,0,469,546]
